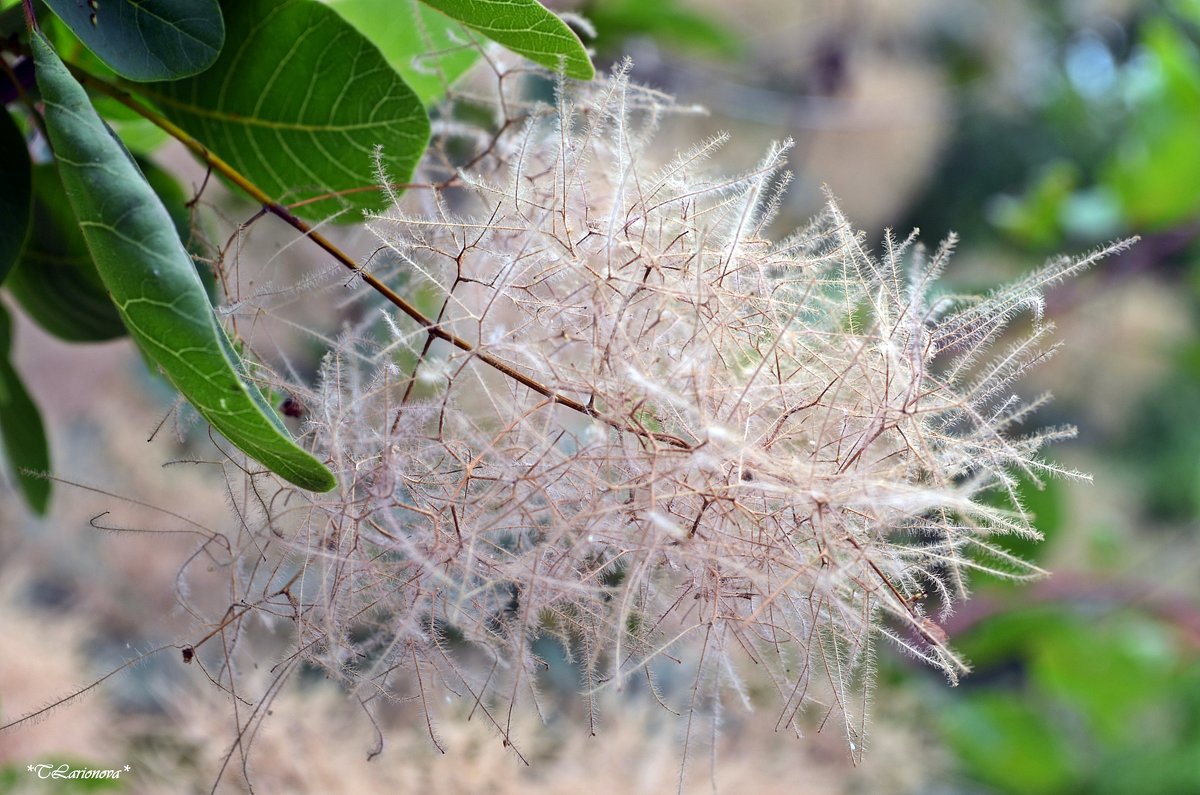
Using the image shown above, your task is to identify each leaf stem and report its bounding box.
[19,0,37,33]
[65,64,692,451]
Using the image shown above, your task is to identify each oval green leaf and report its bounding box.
[42,0,225,82]
[418,0,594,80]
[319,0,480,105]
[140,0,430,221]
[32,33,336,492]
[6,159,204,343]
[0,109,32,285]
[0,303,52,514]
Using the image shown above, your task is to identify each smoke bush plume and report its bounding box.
[205,64,1125,769]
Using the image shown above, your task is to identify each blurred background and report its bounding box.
[4,0,1200,792]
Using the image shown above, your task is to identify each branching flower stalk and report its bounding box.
[24,57,1124,782]
[165,62,1130,772]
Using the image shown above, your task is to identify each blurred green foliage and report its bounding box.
[936,608,1200,794]
[933,3,1200,251]
[584,0,740,58]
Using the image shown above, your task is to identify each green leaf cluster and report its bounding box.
[0,0,594,509]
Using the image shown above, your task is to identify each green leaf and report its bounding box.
[141,0,430,221]
[0,109,32,285]
[587,0,739,58]
[42,8,122,80]
[135,157,198,249]
[418,0,594,80]
[0,303,51,514]
[6,159,202,343]
[135,155,220,301]
[5,163,127,341]
[32,32,335,492]
[319,0,480,105]
[42,0,225,82]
